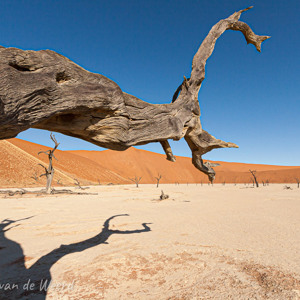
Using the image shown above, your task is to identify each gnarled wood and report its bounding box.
[0,7,269,181]
[38,133,59,193]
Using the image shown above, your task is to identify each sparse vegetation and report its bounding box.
[129,176,142,188]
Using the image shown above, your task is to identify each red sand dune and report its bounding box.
[0,138,299,188]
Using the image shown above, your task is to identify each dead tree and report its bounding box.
[31,171,39,183]
[296,178,299,188]
[74,178,89,190]
[74,179,82,189]
[249,170,259,188]
[155,174,162,188]
[129,176,142,188]
[38,133,59,194]
[56,179,63,186]
[0,7,269,182]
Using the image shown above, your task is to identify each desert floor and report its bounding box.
[1,184,300,299]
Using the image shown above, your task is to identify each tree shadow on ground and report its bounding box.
[0,214,151,299]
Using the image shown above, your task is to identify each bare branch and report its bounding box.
[160,141,176,162]
[38,150,51,156]
[38,163,48,174]
[50,132,60,151]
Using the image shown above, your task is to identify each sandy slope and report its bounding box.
[1,138,299,188]
[71,148,300,184]
[1,184,299,299]
[1,139,128,187]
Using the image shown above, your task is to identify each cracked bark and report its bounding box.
[0,7,269,181]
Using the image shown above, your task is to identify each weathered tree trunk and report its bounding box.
[155,174,162,188]
[249,169,259,188]
[45,170,54,193]
[0,7,269,181]
[39,133,59,194]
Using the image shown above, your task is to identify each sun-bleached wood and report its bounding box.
[0,7,269,181]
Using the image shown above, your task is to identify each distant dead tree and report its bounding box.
[155,174,162,188]
[74,178,82,189]
[97,179,101,185]
[31,171,39,182]
[266,179,269,186]
[38,133,59,194]
[222,181,225,186]
[296,178,299,188]
[249,169,259,188]
[129,176,142,188]
[56,179,64,186]
[74,178,89,190]
[262,181,265,186]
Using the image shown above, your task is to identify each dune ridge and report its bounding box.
[0,138,299,188]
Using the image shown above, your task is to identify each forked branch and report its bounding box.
[155,174,163,188]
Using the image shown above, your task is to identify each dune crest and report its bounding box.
[0,138,299,188]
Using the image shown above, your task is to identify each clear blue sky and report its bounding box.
[1,0,299,165]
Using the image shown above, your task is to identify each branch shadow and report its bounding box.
[0,214,151,299]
